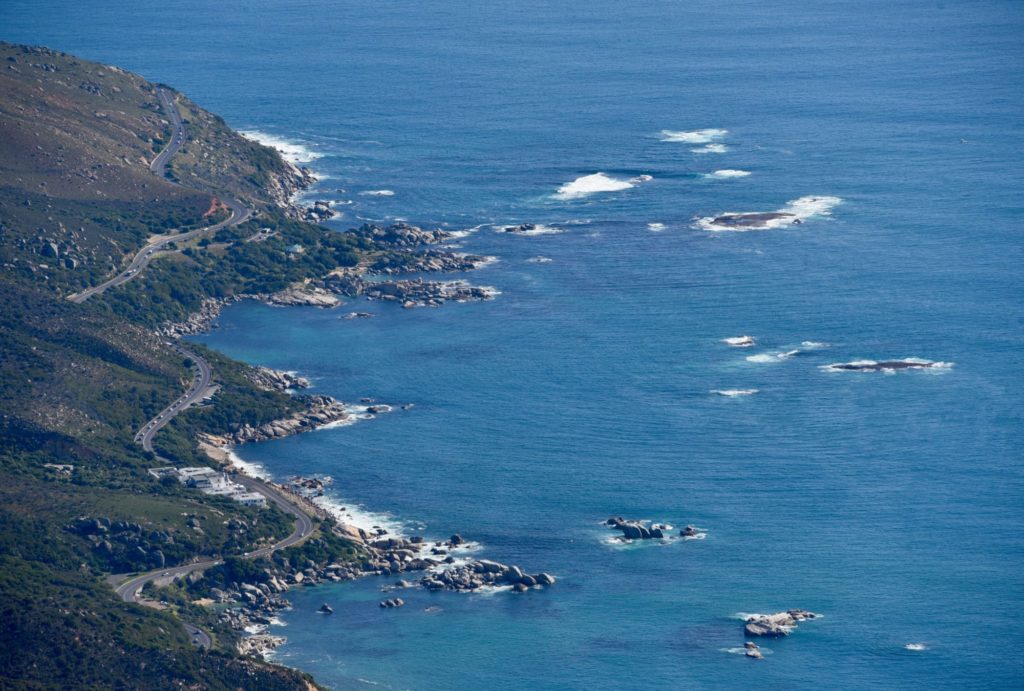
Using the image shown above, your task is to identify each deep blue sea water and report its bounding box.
[5,1,1023,688]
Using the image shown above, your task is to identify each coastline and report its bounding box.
[164,139,558,665]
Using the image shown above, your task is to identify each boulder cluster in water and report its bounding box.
[605,516,702,541]
[421,559,556,593]
[743,610,819,638]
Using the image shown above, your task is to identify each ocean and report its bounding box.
[3,0,1022,688]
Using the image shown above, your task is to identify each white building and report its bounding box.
[231,492,267,507]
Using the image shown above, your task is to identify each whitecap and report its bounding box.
[800,341,830,349]
[660,128,728,144]
[723,335,757,347]
[554,172,649,200]
[446,224,487,240]
[696,195,843,232]
[705,169,751,179]
[647,222,666,231]
[692,144,729,154]
[527,256,553,263]
[712,389,759,397]
[721,646,772,656]
[238,130,323,164]
[904,643,928,651]
[359,189,395,197]
[495,223,564,236]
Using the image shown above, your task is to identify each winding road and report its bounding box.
[97,89,313,650]
[114,340,316,649]
[68,88,251,304]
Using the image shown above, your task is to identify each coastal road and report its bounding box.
[150,88,185,176]
[114,340,315,648]
[68,88,251,304]
[134,341,214,453]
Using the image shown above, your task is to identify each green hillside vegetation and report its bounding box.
[0,42,382,689]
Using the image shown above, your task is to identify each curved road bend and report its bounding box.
[68,88,251,304]
[116,342,315,648]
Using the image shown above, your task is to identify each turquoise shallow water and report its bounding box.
[4,0,1023,687]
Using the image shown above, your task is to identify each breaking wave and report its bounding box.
[705,169,751,179]
[696,195,843,232]
[712,389,759,397]
[660,128,728,144]
[554,172,651,200]
[238,130,323,164]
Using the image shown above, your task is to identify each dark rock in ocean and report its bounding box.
[743,610,818,638]
[449,534,465,546]
[680,525,701,538]
[621,524,644,540]
[786,609,819,621]
[606,517,671,541]
[319,603,333,614]
[711,212,795,228]
[503,223,537,233]
[744,642,764,659]
[826,359,948,372]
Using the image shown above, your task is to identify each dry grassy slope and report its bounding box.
[171,94,315,212]
[0,43,212,288]
[0,42,312,293]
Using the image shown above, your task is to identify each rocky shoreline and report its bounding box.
[198,525,555,660]
[203,395,366,445]
[322,272,497,308]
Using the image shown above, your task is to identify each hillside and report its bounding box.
[0,42,314,294]
[0,43,357,690]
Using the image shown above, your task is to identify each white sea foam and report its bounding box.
[226,449,270,480]
[820,358,954,373]
[313,491,408,539]
[494,223,565,236]
[554,172,650,200]
[360,189,395,196]
[721,646,772,656]
[705,169,751,179]
[800,341,830,349]
[712,389,759,397]
[904,643,928,651]
[723,335,757,347]
[446,224,487,240]
[527,256,553,263]
[697,195,843,232]
[647,222,666,231]
[692,144,729,154]
[660,128,728,144]
[238,130,323,164]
